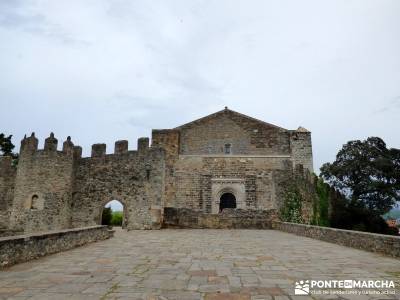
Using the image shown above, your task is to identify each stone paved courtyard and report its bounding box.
[0,229,399,300]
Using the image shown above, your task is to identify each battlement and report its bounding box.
[20,132,38,154]
[19,132,79,158]
[89,137,154,158]
[18,133,162,161]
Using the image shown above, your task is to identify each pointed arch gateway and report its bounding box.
[100,199,127,229]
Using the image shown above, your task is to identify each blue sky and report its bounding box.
[1,1,399,211]
[105,200,123,212]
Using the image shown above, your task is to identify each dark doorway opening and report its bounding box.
[219,193,237,212]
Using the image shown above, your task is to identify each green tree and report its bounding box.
[329,196,398,235]
[111,211,123,226]
[101,207,112,226]
[321,137,400,215]
[0,133,18,158]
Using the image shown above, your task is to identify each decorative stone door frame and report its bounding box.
[211,178,246,214]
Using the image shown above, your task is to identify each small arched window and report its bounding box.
[219,192,236,212]
[31,195,39,210]
[224,143,232,154]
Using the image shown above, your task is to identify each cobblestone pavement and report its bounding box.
[0,229,399,300]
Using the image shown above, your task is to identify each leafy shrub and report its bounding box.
[280,186,304,223]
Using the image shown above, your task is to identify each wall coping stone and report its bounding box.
[0,226,114,268]
[276,222,400,238]
[274,221,400,258]
[0,225,110,242]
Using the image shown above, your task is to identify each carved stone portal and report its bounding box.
[211,178,246,214]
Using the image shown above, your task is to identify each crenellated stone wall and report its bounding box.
[9,133,75,233]
[71,143,165,230]
[4,133,165,234]
[0,108,314,234]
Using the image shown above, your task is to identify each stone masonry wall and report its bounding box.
[172,156,293,212]
[1,109,314,234]
[0,156,16,230]
[157,108,313,214]
[164,207,279,229]
[151,129,180,208]
[71,141,165,230]
[4,134,165,234]
[10,134,75,233]
[177,109,291,156]
[274,222,400,258]
[290,130,313,172]
[0,225,114,268]
[273,165,316,224]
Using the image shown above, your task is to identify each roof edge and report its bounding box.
[174,107,289,131]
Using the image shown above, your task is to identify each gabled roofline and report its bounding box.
[174,107,289,131]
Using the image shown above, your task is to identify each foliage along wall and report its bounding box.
[279,170,330,226]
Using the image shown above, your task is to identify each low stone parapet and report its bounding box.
[0,229,23,237]
[274,222,400,258]
[163,207,278,229]
[0,226,114,268]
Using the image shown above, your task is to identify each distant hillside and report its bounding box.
[383,207,400,220]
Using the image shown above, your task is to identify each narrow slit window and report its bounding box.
[145,163,151,181]
[224,144,232,154]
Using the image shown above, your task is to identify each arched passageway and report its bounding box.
[101,200,126,228]
[219,193,237,212]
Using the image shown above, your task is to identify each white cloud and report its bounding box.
[0,0,399,169]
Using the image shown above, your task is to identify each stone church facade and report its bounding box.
[0,108,313,233]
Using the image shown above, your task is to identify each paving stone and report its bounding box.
[208,276,229,284]
[228,276,242,288]
[46,283,92,293]
[188,270,217,277]
[204,292,251,300]
[0,229,399,300]
[29,293,75,300]
[0,288,25,298]
[198,284,230,293]
[274,296,291,300]
[251,295,273,300]
[216,268,232,276]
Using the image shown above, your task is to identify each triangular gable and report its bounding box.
[174,107,288,131]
